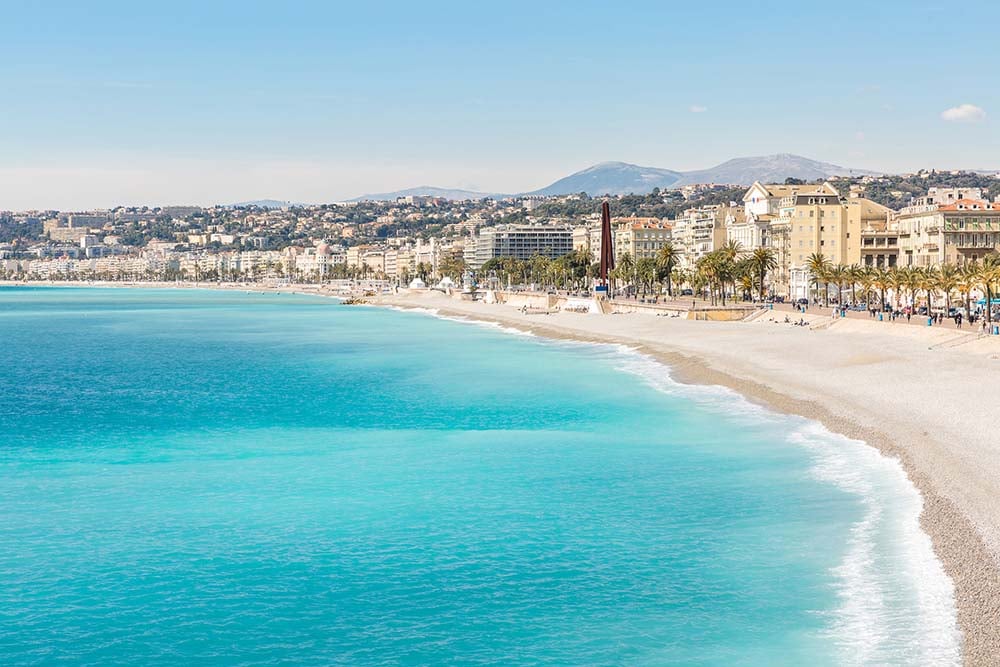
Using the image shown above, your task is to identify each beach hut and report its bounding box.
[408,277,427,289]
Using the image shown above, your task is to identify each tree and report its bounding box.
[616,252,635,292]
[827,265,848,305]
[958,262,978,318]
[919,266,940,315]
[748,247,778,300]
[438,255,466,281]
[937,264,959,315]
[656,242,679,296]
[975,254,1000,325]
[858,266,876,307]
[805,253,832,305]
[899,266,922,313]
[415,262,432,281]
[845,264,864,305]
[635,258,658,296]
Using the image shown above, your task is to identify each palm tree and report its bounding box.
[827,264,848,306]
[858,266,876,308]
[975,254,1000,325]
[899,266,922,313]
[919,265,940,316]
[936,264,960,316]
[695,254,721,305]
[747,247,778,301]
[846,264,864,306]
[719,239,744,260]
[616,252,635,294]
[958,262,978,319]
[805,253,832,305]
[656,242,679,296]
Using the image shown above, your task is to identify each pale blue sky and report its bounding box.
[1,0,997,209]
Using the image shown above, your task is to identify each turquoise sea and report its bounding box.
[0,287,960,666]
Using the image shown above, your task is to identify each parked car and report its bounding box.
[796,298,808,305]
[680,289,694,296]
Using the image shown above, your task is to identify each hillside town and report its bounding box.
[4,171,1000,307]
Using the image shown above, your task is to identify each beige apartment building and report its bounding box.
[785,194,891,299]
[741,181,890,298]
[896,198,1000,267]
[572,223,602,262]
[613,217,672,262]
[672,206,732,269]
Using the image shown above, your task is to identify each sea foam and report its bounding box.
[412,307,962,666]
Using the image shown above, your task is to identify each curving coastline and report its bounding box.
[373,289,1000,666]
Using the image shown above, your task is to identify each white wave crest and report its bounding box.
[610,347,961,666]
[382,307,962,664]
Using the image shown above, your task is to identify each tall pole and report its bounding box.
[599,200,614,288]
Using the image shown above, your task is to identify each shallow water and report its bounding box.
[0,287,960,665]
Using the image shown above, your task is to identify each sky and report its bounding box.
[1,0,998,209]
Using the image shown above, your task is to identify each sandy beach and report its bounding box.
[368,288,1000,665]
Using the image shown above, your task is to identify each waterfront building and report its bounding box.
[896,198,1000,267]
[573,223,602,262]
[672,206,730,269]
[613,217,672,261]
[859,227,900,269]
[465,224,573,270]
[785,194,891,299]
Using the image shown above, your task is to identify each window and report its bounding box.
[809,211,814,218]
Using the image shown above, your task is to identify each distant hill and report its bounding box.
[670,154,879,187]
[526,161,683,196]
[348,154,881,201]
[349,186,503,202]
[228,199,303,209]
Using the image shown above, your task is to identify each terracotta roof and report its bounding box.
[939,199,998,211]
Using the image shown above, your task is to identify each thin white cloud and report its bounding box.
[941,104,986,123]
[689,105,708,113]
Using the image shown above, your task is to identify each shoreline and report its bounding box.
[6,281,999,663]
[371,291,1000,666]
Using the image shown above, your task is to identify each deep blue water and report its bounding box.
[0,287,960,665]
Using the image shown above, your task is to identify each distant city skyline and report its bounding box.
[2,0,998,210]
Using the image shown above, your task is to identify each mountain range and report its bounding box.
[350,154,880,201]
